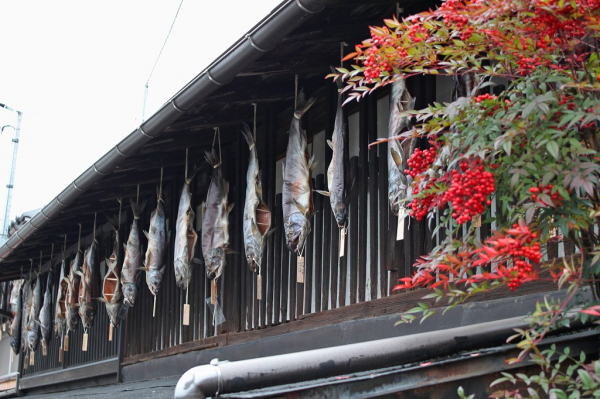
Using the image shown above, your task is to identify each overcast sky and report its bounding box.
[0,0,282,231]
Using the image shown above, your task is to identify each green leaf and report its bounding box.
[546,141,560,160]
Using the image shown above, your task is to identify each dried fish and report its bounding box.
[9,285,22,355]
[66,250,83,332]
[20,280,31,354]
[102,217,123,327]
[316,76,349,229]
[174,168,199,290]
[388,79,416,216]
[55,258,68,337]
[79,237,100,330]
[242,123,272,272]
[282,91,316,253]
[39,270,53,347]
[202,149,232,280]
[122,200,146,307]
[27,273,42,351]
[143,195,169,297]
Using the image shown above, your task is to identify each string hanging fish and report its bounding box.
[282,90,316,253]
[202,149,233,281]
[316,74,349,229]
[143,190,169,297]
[121,199,146,307]
[39,269,53,349]
[242,123,272,272]
[102,215,123,327]
[9,283,22,355]
[174,165,201,290]
[387,78,416,216]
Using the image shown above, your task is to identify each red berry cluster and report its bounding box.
[558,94,575,110]
[442,159,495,224]
[473,93,497,103]
[528,184,565,207]
[494,225,542,290]
[405,147,437,178]
[408,180,438,221]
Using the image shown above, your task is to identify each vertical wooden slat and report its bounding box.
[273,194,282,324]
[289,251,297,321]
[280,232,289,322]
[367,94,379,300]
[357,100,369,304]
[313,175,324,313]
[347,157,359,306]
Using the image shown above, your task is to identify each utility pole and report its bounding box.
[0,103,22,245]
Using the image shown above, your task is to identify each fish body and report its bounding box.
[20,281,31,353]
[103,220,122,327]
[122,200,145,306]
[0,282,7,326]
[318,78,349,229]
[66,251,83,331]
[388,79,416,215]
[39,270,53,346]
[174,175,198,289]
[79,240,100,329]
[9,286,22,354]
[27,274,43,351]
[202,149,231,280]
[144,198,168,296]
[55,259,68,337]
[242,124,271,272]
[282,92,316,253]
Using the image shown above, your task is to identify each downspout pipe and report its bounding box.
[174,316,531,399]
[0,0,329,263]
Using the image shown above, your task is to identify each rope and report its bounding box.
[340,42,348,67]
[185,148,189,181]
[144,0,185,90]
[38,251,42,274]
[136,184,140,206]
[252,103,257,136]
[77,224,82,252]
[93,213,97,241]
[118,198,122,228]
[294,74,298,109]
[159,168,164,200]
[62,234,67,258]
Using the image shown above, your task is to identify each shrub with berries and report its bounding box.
[332,0,600,396]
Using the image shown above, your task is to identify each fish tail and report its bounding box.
[106,214,120,232]
[241,123,255,150]
[204,149,221,169]
[130,199,147,220]
[294,89,316,120]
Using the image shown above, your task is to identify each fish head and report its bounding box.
[205,249,225,280]
[147,273,162,296]
[245,244,261,273]
[122,283,137,307]
[79,301,94,329]
[286,213,310,254]
[333,202,348,229]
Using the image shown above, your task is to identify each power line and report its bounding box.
[143,0,184,121]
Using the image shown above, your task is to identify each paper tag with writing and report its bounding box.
[397,210,406,241]
[59,348,63,363]
[30,350,35,365]
[109,324,114,341]
[183,304,190,325]
[297,256,305,284]
[0,330,2,340]
[64,335,69,352]
[473,214,482,227]
[211,280,218,305]
[339,230,346,257]
[257,275,262,300]
[2,323,5,332]
[82,333,89,352]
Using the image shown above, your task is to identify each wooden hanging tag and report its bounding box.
[0,331,2,340]
[211,280,217,305]
[23,356,28,369]
[82,332,89,352]
[473,214,482,228]
[297,256,305,284]
[339,229,346,257]
[397,210,406,241]
[59,348,63,363]
[2,323,5,331]
[109,323,114,341]
[257,275,262,300]
[64,335,69,352]
[30,350,35,365]
[10,350,13,364]
[183,304,190,326]
[153,295,157,318]
[42,342,47,356]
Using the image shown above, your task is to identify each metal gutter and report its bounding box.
[174,315,532,399]
[0,0,329,263]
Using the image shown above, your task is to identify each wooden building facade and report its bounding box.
[0,0,575,396]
